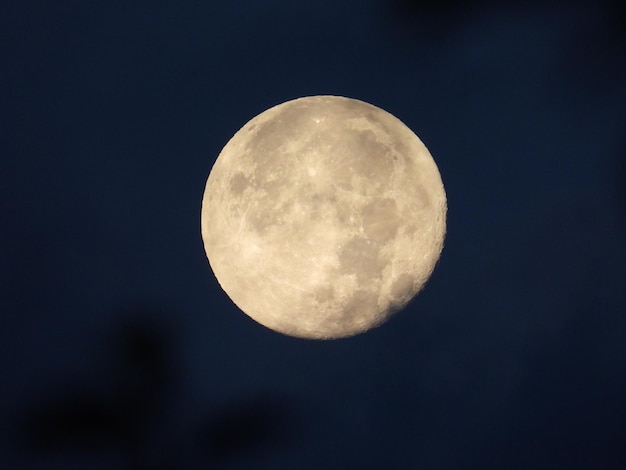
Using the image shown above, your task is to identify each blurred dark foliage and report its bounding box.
[14,309,299,468]
[21,394,122,451]
[196,395,298,465]
[390,0,480,17]
[16,309,178,468]
[389,0,626,37]
[385,0,480,36]
[608,0,626,34]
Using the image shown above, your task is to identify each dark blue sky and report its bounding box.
[2,1,625,468]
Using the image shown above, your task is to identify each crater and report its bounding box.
[344,129,394,185]
[414,185,431,209]
[246,193,293,235]
[338,237,384,282]
[341,288,380,328]
[390,273,415,304]
[230,172,249,195]
[314,285,335,304]
[248,209,279,235]
[252,103,312,154]
[362,198,400,243]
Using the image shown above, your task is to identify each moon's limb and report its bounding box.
[201,96,446,339]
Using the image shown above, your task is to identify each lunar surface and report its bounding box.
[201,96,446,339]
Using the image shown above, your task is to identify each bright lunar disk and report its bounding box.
[201,96,446,340]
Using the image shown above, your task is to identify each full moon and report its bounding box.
[201,96,446,339]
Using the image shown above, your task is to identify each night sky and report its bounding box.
[2,1,625,468]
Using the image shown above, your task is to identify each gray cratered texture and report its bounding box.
[201,96,446,339]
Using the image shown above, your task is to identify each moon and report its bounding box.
[201,96,446,340]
